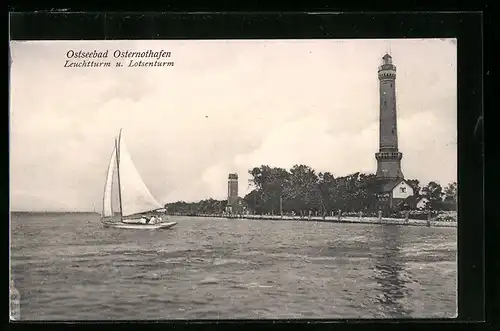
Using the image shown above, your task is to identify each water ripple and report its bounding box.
[10,214,457,320]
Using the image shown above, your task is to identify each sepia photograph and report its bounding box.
[9,38,457,320]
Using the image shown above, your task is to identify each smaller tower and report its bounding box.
[226,173,239,213]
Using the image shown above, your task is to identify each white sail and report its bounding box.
[117,134,163,217]
[102,145,117,217]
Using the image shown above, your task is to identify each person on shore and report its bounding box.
[140,215,148,224]
[149,215,157,224]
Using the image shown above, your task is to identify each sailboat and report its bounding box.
[100,129,177,230]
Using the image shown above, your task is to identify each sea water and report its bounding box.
[10,213,457,320]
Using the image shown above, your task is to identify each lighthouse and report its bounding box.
[375,53,404,180]
[374,54,414,209]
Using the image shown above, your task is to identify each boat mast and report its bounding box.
[102,146,115,217]
[116,129,124,217]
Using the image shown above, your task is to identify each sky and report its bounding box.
[9,39,457,212]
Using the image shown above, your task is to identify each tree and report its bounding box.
[248,166,272,192]
[243,190,262,214]
[247,165,291,214]
[421,181,444,209]
[317,172,337,213]
[262,167,289,214]
[443,182,457,203]
[406,179,421,195]
[355,173,378,211]
[169,166,437,215]
[287,164,320,213]
[165,198,227,215]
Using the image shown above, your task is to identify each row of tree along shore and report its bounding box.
[165,165,457,224]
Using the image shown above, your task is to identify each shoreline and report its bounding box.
[170,214,457,228]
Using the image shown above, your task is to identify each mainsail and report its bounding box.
[117,133,163,217]
[102,145,117,217]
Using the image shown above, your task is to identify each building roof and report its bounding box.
[376,178,405,193]
[400,194,428,208]
[404,194,427,204]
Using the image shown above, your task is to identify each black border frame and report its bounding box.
[7,11,486,331]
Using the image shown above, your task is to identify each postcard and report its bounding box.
[9,38,457,320]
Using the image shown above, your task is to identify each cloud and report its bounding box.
[9,39,457,211]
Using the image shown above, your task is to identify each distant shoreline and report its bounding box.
[169,213,457,228]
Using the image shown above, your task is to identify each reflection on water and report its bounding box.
[373,225,412,317]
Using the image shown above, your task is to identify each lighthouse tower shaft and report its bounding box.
[227,173,239,206]
[375,54,404,179]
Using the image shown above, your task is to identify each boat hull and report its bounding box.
[102,220,177,230]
